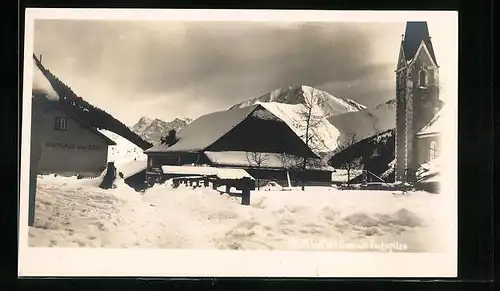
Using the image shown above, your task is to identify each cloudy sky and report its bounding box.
[32,18,456,125]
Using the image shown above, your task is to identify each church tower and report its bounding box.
[395,21,441,183]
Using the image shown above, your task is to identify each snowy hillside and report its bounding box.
[29,175,448,252]
[98,129,147,168]
[231,85,366,117]
[131,117,192,145]
[328,98,397,146]
[256,102,341,154]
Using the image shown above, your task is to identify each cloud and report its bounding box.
[33,20,402,124]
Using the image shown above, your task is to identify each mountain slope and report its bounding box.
[131,117,192,145]
[328,98,397,146]
[131,117,155,133]
[230,85,367,117]
[228,85,368,156]
[255,102,341,155]
[33,54,153,150]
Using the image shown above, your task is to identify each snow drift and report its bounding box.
[29,175,447,252]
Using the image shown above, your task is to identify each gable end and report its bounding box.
[408,40,439,68]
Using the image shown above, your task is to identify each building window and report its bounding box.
[419,70,428,88]
[430,141,438,160]
[54,117,67,131]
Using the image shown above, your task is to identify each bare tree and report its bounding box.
[246,152,270,190]
[336,133,363,185]
[278,153,301,188]
[293,86,328,191]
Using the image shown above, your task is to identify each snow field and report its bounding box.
[29,175,448,253]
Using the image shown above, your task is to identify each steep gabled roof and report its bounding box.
[32,55,116,146]
[417,105,444,137]
[402,21,438,66]
[145,105,260,153]
[33,61,60,101]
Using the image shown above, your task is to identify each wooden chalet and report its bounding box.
[144,104,334,187]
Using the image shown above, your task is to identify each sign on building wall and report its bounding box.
[45,141,101,151]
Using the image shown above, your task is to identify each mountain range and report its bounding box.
[131,117,193,145]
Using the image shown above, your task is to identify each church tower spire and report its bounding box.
[395,21,441,183]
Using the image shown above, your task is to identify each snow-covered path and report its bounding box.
[28,175,448,252]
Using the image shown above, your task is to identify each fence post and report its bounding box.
[241,178,252,205]
[28,100,45,227]
[28,166,37,227]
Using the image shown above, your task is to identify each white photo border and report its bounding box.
[19,8,458,278]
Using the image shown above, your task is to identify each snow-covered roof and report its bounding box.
[417,106,444,137]
[417,156,441,183]
[32,59,59,101]
[117,160,147,179]
[145,105,259,153]
[145,103,320,158]
[256,102,340,153]
[161,165,254,180]
[204,151,334,171]
[331,169,364,182]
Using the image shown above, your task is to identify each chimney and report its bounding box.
[39,54,43,64]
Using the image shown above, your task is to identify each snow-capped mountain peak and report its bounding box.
[131,116,192,145]
[131,116,155,133]
[231,85,367,118]
[299,85,366,113]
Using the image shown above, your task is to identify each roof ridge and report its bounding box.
[32,56,116,146]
